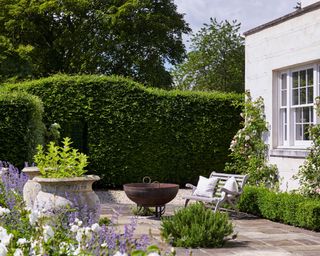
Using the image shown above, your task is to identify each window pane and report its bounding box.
[303,107,310,122]
[300,87,306,104]
[280,109,287,142]
[303,124,310,140]
[296,124,303,140]
[293,89,299,105]
[293,72,299,88]
[285,124,287,141]
[281,90,287,106]
[307,86,313,103]
[300,70,306,87]
[307,69,313,86]
[281,73,287,89]
[295,109,302,123]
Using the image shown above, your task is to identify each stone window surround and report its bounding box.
[272,62,320,158]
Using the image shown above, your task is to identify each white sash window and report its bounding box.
[278,65,318,148]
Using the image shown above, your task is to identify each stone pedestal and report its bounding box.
[22,167,41,209]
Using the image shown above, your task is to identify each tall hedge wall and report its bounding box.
[0,92,44,166]
[4,75,243,186]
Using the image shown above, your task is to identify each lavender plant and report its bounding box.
[0,162,173,255]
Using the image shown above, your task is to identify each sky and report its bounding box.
[174,0,298,48]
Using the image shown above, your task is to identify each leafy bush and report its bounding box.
[258,190,281,221]
[238,186,265,216]
[160,203,233,248]
[3,75,242,186]
[34,137,88,178]
[295,98,320,198]
[225,91,278,187]
[0,92,45,166]
[239,186,320,231]
[295,201,320,230]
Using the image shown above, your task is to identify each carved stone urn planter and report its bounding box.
[33,175,100,223]
[22,167,41,209]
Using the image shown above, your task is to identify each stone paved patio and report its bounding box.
[98,191,320,256]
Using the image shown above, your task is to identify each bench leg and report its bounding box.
[214,201,223,212]
[184,199,190,208]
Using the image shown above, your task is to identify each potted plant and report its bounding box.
[33,137,100,222]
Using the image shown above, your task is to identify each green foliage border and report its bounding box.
[2,75,242,186]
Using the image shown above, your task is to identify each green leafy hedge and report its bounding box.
[0,92,44,166]
[239,186,320,231]
[3,75,242,186]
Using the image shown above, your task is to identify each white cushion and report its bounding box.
[221,176,239,197]
[193,176,219,198]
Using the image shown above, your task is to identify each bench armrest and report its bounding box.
[220,187,241,196]
[185,183,196,192]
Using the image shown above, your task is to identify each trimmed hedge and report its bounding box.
[3,75,242,186]
[239,186,320,231]
[0,92,44,166]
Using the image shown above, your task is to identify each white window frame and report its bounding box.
[277,64,319,148]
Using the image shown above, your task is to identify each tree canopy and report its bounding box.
[172,18,245,93]
[0,0,190,88]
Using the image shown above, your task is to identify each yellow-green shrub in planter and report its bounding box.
[33,137,100,222]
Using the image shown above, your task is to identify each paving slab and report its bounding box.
[98,191,320,256]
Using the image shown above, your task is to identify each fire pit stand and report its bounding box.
[136,205,166,217]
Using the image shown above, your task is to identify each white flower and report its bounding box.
[43,225,54,242]
[147,253,160,256]
[91,223,101,233]
[13,249,23,256]
[101,243,107,248]
[17,238,28,245]
[245,135,250,141]
[70,225,79,233]
[0,207,10,217]
[170,247,175,253]
[74,218,83,227]
[84,227,92,240]
[113,252,128,256]
[29,210,41,225]
[0,243,7,256]
[0,227,13,246]
[74,246,81,255]
[76,229,84,243]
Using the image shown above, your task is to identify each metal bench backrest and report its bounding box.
[209,172,249,198]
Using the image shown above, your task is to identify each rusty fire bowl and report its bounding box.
[123,183,179,207]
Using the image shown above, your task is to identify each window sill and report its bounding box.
[270,148,309,158]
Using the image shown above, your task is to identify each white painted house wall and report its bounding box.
[245,6,320,190]
[302,0,318,7]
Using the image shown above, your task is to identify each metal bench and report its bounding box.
[183,172,249,212]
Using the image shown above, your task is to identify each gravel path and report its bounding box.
[95,189,191,205]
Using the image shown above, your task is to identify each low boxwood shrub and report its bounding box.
[295,201,320,230]
[0,92,44,166]
[258,190,281,221]
[3,75,242,186]
[278,193,305,225]
[160,203,233,248]
[239,186,320,231]
[238,186,265,216]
